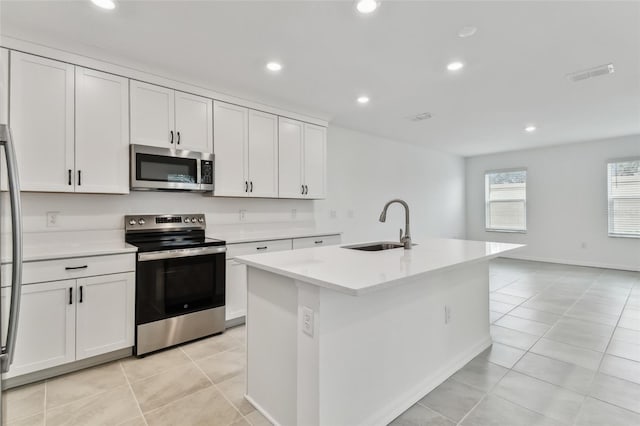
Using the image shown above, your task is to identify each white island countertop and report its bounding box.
[236,238,523,295]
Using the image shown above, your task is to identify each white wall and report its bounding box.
[316,126,466,243]
[465,134,640,271]
[7,126,466,245]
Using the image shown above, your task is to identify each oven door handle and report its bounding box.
[138,246,227,262]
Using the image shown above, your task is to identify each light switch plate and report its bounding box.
[302,306,314,337]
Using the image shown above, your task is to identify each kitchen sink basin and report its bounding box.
[342,241,405,251]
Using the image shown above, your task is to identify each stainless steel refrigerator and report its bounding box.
[0,123,23,418]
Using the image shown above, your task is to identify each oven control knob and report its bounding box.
[198,217,204,223]
[138,218,145,225]
[128,219,136,226]
[191,217,197,223]
[184,217,191,223]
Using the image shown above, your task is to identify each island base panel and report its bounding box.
[246,261,491,426]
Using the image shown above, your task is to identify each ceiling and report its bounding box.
[1,0,639,157]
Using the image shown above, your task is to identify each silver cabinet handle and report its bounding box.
[177,131,181,145]
[256,246,268,250]
[170,130,174,144]
[0,125,23,373]
[315,240,323,244]
[301,185,305,195]
[250,181,253,192]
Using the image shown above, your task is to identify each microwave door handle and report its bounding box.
[0,125,23,374]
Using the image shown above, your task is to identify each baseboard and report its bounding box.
[226,315,246,328]
[364,335,493,426]
[244,393,282,426]
[500,254,640,272]
[2,347,132,389]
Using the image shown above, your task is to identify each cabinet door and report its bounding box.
[0,48,7,125]
[175,91,213,152]
[1,280,75,378]
[75,67,130,194]
[9,52,75,192]
[0,48,8,192]
[303,123,327,199]
[278,117,304,199]
[225,259,247,321]
[213,101,248,197]
[75,272,135,360]
[248,110,278,198]
[130,80,175,148]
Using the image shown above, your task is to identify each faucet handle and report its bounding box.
[399,228,404,242]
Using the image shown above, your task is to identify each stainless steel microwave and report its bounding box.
[130,144,214,192]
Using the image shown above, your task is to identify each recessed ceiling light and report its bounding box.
[447,61,465,72]
[91,0,115,10]
[524,125,537,133]
[357,96,370,104]
[356,0,379,14]
[266,62,282,72]
[458,26,477,38]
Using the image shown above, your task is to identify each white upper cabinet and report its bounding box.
[131,80,212,152]
[303,123,327,199]
[75,67,129,194]
[175,91,213,152]
[248,110,278,198]
[10,51,75,192]
[0,48,8,125]
[213,101,249,196]
[278,117,305,198]
[278,118,326,199]
[130,80,175,148]
[75,272,135,360]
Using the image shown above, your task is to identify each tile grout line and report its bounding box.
[119,361,149,426]
[571,280,636,425]
[178,346,254,426]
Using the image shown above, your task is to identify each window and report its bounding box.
[485,169,527,232]
[608,159,640,237]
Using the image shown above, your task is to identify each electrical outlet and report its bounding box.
[46,211,60,228]
[347,210,354,219]
[329,210,337,219]
[581,242,588,249]
[239,209,247,221]
[291,209,297,220]
[302,306,314,337]
[444,305,452,324]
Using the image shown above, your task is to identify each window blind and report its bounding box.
[485,170,527,232]
[608,160,640,237]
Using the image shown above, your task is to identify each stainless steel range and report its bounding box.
[125,214,226,355]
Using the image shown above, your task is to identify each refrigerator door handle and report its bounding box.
[0,125,23,374]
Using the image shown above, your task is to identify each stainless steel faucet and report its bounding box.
[379,199,412,249]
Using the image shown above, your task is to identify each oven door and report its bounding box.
[131,144,209,191]
[135,248,226,325]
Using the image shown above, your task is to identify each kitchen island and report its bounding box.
[235,238,523,426]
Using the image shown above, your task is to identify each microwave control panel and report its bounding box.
[201,160,213,184]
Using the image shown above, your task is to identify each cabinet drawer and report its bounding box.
[292,234,342,250]
[226,239,292,259]
[2,253,135,286]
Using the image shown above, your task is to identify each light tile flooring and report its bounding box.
[3,259,640,426]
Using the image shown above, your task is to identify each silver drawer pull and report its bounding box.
[315,240,323,244]
[256,246,268,250]
[65,265,88,270]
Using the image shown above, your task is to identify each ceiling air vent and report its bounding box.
[406,112,433,122]
[566,63,615,83]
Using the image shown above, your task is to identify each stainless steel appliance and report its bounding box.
[0,124,24,418]
[130,144,214,192]
[125,214,226,355]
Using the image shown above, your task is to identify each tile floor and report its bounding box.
[3,259,639,426]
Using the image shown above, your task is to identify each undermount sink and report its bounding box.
[342,241,405,251]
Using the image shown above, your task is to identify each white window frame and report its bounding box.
[607,157,640,239]
[484,168,527,233]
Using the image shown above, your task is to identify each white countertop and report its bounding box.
[1,230,137,264]
[235,238,523,295]
[206,228,342,244]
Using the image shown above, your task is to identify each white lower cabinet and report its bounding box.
[2,266,135,379]
[1,280,76,378]
[225,234,341,322]
[75,273,135,360]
